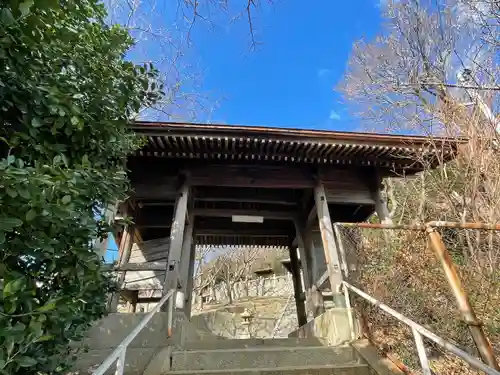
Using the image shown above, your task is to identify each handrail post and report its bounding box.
[115,349,126,375]
[413,328,431,375]
[426,226,500,370]
[342,284,356,340]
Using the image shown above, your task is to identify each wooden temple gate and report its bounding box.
[107,121,458,327]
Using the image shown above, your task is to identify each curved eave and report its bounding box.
[131,121,466,147]
[130,121,463,171]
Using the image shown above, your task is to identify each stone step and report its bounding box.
[165,363,371,375]
[181,337,326,350]
[171,345,362,371]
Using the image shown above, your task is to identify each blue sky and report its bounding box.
[118,0,385,131]
[187,1,383,131]
[105,234,119,263]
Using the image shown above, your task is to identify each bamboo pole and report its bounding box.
[426,226,499,370]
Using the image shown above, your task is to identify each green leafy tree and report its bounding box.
[0,0,161,373]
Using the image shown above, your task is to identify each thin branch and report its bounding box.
[404,82,500,91]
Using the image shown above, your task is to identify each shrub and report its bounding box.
[0,0,161,373]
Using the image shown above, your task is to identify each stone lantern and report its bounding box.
[240,308,253,339]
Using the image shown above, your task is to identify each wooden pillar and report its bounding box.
[298,230,326,315]
[309,235,319,285]
[109,221,135,312]
[161,183,189,312]
[185,241,196,317]
[288,241,307,327]
[372,187,393,224]
[314,182,343,298]
[307,235,326,317]
[294,220,317,320]
[370,177,393,246]
[367,170,393,225]
[177,215,194,311]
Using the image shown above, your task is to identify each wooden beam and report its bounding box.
[190,179,313,189]
[188,165,315,189]
[196,237,290,247]
[196,197,296,205]
[138,201,176,207]
[114,262,167,271]
[193,208,296,220]
[194,188,298,206]
[314,182,343,294]
[195,229,289,237]
[136,224,172,229]
[131,182,178,200]
[130,296,169,304]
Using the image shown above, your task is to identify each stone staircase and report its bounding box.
[75,311,402,375]
[74,287,498,375]
[141,337,372,375]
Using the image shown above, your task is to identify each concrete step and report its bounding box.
[171,345,363,371]
[164,363,371,375]
[73,347,157,375]
[181,337,326,350]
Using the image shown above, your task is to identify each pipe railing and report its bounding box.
[342,282,500,375]
[92,288,176,375]
[334,221,500,370]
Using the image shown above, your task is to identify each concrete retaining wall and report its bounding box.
[288,308,358,346]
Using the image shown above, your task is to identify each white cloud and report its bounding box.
[329,110,341,121]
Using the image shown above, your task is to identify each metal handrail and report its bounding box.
[92,289,176,375]
[342,282,500,375]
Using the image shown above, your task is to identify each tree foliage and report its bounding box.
[0,0,161,373]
